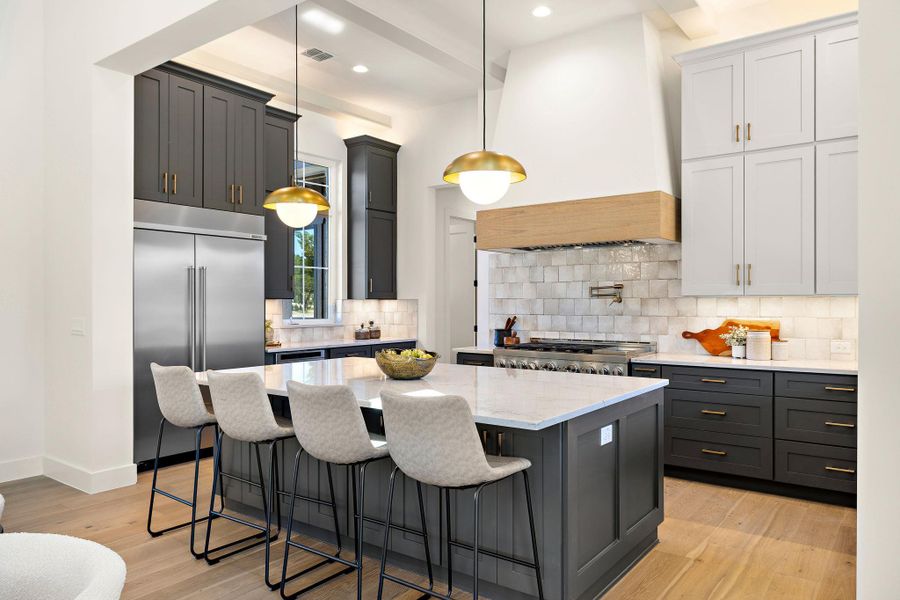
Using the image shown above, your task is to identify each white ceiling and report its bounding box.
[175,0,856,124]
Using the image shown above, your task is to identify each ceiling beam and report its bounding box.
[177,50,392,127]
[656,0,718,39]
[312,0,504,87]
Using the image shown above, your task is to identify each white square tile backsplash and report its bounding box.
[266,299,418,345]
[488,245,858,361]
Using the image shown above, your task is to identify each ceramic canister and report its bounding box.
[771,340,790,361]
[746,330,772,361]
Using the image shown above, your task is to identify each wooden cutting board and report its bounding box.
[682,319,781,356]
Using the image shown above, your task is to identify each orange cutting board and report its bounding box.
[682,319,781,357]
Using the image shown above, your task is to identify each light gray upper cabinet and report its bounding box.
[816,139,858,295]
[677,15,858,297]
[681,54,743,160]
[816,24,859,140]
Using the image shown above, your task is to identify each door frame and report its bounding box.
[434,193,478,362]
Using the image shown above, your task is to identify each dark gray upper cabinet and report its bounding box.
[134,69,169,203]
[202,86,236,212]
[264,108,299,300]
[135,62,275,214]
[345,135,401,299]
[167,75,203,207]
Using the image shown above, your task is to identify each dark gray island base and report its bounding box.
[200,361,665,599]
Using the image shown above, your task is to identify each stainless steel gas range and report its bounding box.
[494,339,656,376]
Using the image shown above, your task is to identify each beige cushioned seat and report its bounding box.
[206,371,294,442]
[287,381,388,465]
[150,363,216,428]
[380,391,531,488]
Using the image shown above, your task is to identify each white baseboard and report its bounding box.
[0,456,44,484]
[42,456,137,494]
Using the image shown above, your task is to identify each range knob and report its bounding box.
[541,362,558,372]
[565,364,580,373]
[495,359,507,368]
[526,362,538,370]
[518,360,531,370]
[614,366,625,376]
[581,365,598,375]
[601,365,611,375]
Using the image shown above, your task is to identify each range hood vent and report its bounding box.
[475,191,679,252]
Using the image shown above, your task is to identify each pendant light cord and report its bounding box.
[294,4,300,187]
[482,0,486,151]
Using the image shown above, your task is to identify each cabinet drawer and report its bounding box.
[456,352,494,367]
[774,372,857,402]
[630,364,661,378]
[328,346,373,359]
[774,397,857,448]
[665,389,772,437]
[665,427,773,480]
[662,366,773,396]
[774,440,856,494]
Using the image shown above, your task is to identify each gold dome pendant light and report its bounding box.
[443,0,526,205]
[263,5,330,227]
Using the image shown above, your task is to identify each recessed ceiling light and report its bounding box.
[352,64,369,73]
[301,9,345,34]
[531,5,552,17]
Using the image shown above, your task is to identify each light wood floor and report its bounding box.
[0,461,855,599]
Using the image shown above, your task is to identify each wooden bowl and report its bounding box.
[374,349,440,380]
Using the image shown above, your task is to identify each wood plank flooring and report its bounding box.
[0,461,855,599]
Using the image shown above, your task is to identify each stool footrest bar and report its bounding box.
[448,539,540,569]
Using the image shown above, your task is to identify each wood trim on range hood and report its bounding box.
[475,191,680,252]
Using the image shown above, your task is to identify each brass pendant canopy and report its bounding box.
[442,150,526,184]
[263,5,331,221]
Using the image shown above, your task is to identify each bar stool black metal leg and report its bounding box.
[203,430,224,561]
[187,424,204,558]
[214,424,225,513]
[444,487,453,596]
[473,482,488,600]
[146,418,166,537]
[264,440,280,589]
[416,481,435,590]
[376,465,400,600]
[325,463,342,553]
[280,448,304,600]
[523,471,545,600]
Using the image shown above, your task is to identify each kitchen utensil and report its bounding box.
[682,319,781,356]
[494,328,512,347]
[375,349,439,380]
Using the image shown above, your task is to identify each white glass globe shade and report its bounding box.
[275,203,319,228]
[458,170,510,205]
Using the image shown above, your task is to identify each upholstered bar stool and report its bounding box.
[147,363,224,558]
[378,391,545,600]
[203,370,294,589]
[280,382,434,600]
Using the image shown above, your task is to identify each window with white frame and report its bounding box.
[291,158,331,320]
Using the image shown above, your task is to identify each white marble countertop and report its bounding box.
[632,353,858,375]
[266,338,416,354]
[198,358,668,430]
[452,346,496,355]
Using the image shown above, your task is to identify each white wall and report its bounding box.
[0,0,46,483]
[491,14,675,207]
[857,0,900,596]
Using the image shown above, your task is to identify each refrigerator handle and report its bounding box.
[189,266,196,371]
[200,266,207,371]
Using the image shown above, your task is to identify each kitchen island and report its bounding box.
[197,358,668,599]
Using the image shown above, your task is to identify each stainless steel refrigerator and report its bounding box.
[133,200,265,466]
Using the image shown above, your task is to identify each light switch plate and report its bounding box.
[830,339,853,354]
[600,424,613,446]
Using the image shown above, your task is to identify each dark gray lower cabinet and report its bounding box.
[665,389,772,437]
[665,427,773,480]
[215,387,664,600]
[328,345,373,359]
[774,440,856,493]
[456,352,495,367]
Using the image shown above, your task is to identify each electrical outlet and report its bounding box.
[70,318,86,336]
[830,339,853,354]
[600,425,613,446]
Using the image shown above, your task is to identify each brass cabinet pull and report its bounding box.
[825,466,855,475]
[229,184,235,204]
[825,421,856,428]
[172,173,177,195]
[379,415,384,429]
[747,263,752,286]
[824,386,856,393]
[238,184,243,204]
[162,172,168,194]
[701,409,727,416]
[735,124,740,142]
[701,448,727,456]
[736,264,740,286]
[700,378,727,384]
[497,432,504,457]
[747,122,752,141]
[633,367,657,373]
[369,278,373,293]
